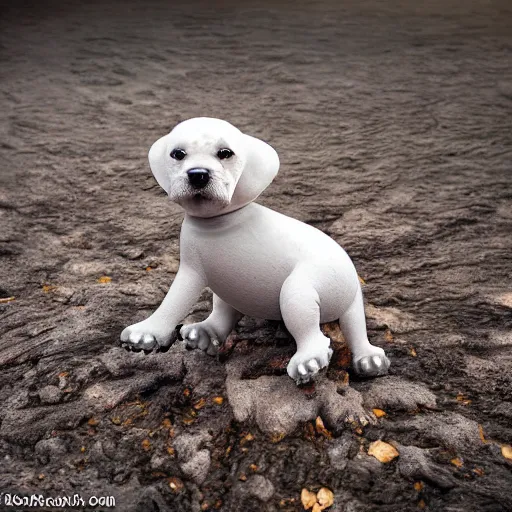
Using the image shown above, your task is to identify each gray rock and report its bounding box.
[35,438,68,463]
[245,474,275,502]
[327,433,355,471]
[180,449,211,485]
[397,444,457,489]
[363,376,437,411]
[402,413,482,452]
[39,385,64,404]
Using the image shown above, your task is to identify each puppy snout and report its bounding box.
[187,168,210,189]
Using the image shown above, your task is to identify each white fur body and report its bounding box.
[182,203,358,322]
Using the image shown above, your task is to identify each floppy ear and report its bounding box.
[148,134,171,193]
[231,134,280,206]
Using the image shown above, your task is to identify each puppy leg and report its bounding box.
[280,269,333,384]
[339,285,390,377]
[180,294,242,356]
[121,265,206,353]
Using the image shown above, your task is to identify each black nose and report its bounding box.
[187,168,210,189]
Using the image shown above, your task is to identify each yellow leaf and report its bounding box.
[368,440,399,463]
[212,396,224,405]
[166,446,175,456]
[472,468,484,476]
[301,488,317,510]
[111,417,121,425]
[0,296,15,303]
[478,425,489,444]
[317,487,334,508]
[358,275,366,285]
[409,347,417,357]
[162,418,172,429]
[450,457,463,468]
[146,266,153,271]
[315,416,332,439]
[193,398,207,410]
[373,408,387,418]
[414,482,424,491]
[249,464,258,472]
[42,284,57,293]
[270,432,286,443]
[97,276,111,284]
[418,499,426,509]
[168,477,184,492]
[141,439,151,451]
[501,445,512,460]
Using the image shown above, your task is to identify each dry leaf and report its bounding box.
[193,398,207,410]
[42,284,57,293]
[87,417,99,426]
[162,418,172,429]
[141,439,151,451]
[0,296,15,303]
[450,458,464,468]
[145,266,153,271]
[501,445,512,460]
[384,329,393,342]
[249,464,258,472]
[97,276,111,284]
[315,417,332,439]
[166,446,175,456]
[312,504,323,512]
[358,275,366,285]
[317,487,334,508]
[239,473,247,481]
[418,499,426,509]
[472,468,484,476]
[212,396,224,405]
[168,477,184,492]
[414,482,424,491]
[301,488,317,510]
[373,408,387,418]
[478,425,489,444]
[111,417,121,425]
[409,347,417,357]
[270,432,286,443]
[368,440,399,463]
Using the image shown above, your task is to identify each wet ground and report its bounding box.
[1,0,511,510]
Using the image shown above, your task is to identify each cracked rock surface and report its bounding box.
[1,0,511,510]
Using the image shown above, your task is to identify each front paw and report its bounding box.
[120,321,176,354]
[352,346,390,378]
[180,322,223,356]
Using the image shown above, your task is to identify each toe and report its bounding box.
[306,359,320,373]
[141,334,156,351]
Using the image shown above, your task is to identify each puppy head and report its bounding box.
[148,117,279,218]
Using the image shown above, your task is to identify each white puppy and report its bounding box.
[121,117,390,383]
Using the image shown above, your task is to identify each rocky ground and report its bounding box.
[1,0,512,511]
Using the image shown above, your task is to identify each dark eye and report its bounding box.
[170,148,187,160]
[217,148,234,160]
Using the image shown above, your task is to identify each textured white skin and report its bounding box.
[121,117,390,383]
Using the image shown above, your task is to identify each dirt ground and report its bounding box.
[1,0,511,510]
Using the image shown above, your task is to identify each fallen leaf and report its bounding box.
[384,329,393,342]
[315,417,332,439]
[239,473,247,481]
[97,276,111,284]
[38,473,45,480]
[270,432,286,443]
[162,418,172,429]
[317,487,334,508]
[501,445,512,460]
[141,439,151,451]
[42,284,57,293]
[478,425,489,444]
[183,388,191,398]
[414,482,424,491]
[368,440,399,463]
[240,432,255,446]
[249,464,258,472]
[145,266,153,271]
[301,488,317,510]
[212,396,224,405]
[168,477,184,492]
[87,418,99,426]
[166,446,175,457]
[358,275,366,285]
[193,398,207,410]
[80,446,86,453]
[111,417,121,425]
[409,347,417,357]
[472,468,484,476]
[418,499,426,509]
[312,504,323,512]
[0,296,15,303]
[450,458,464,468]
[373,408,387,418]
